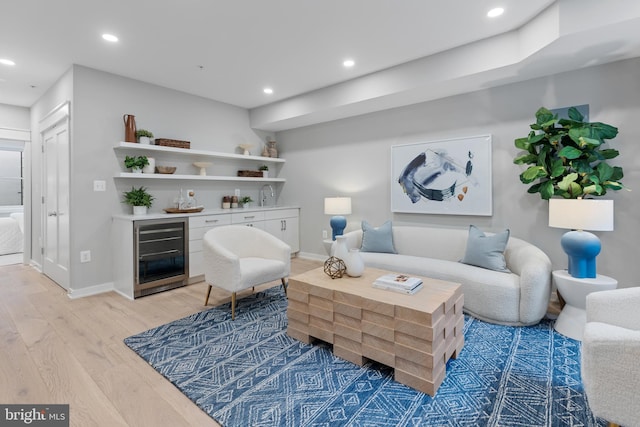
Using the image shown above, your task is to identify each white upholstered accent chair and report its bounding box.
[581,287,640,427]
[203,225,291,320]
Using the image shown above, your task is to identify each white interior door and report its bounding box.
[42,119,70,289]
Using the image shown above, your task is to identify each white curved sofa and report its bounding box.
[337,225,552,326]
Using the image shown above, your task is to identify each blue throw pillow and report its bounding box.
[460,225,511,272]
[361,220,397,254]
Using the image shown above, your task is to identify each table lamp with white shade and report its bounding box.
[548,198,613,279]
[324,197,352,240]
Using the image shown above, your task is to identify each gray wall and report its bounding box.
[0,103,30,129]
[30,65,274,293]
[276,57,640,288]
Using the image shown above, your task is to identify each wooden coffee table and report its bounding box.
[286,267,464,396]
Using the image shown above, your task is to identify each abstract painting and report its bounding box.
[391,135,492,215]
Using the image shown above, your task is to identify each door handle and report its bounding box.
[48,211,58,217]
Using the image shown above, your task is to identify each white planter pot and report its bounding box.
[139,136,151,145]
[132,206,147,215]
[262,171,269,178]
[142,157,155,174]
[131,167,143,174]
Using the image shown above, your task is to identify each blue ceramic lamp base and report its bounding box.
[329,216,347,240]
[561,230,601,279]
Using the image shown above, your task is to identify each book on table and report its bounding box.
[372,281,423,294]
[372,274,423,294]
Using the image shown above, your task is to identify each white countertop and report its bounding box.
[113,205,300,221]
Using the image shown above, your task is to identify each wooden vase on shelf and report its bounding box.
[123,114,136,143]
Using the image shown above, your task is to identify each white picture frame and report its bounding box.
[391,134,492,216]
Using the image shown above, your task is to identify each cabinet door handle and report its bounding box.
[244,215,255,219]
[205,219,219,223]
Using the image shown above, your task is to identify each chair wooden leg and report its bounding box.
[607,423,620,427]
[204,285,212,306]
[231,292,237,320]
[281,278,288,296]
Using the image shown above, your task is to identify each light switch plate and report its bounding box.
[93,180,106,191]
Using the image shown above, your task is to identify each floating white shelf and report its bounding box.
[114,141,285,163]
[115,172,285,182]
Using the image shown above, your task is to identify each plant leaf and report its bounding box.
[550,159,565,178]
[568,106,584,122]
[535,107,555,126]
[597,162,613,183]
[599,148,620,159]
[514,137,530,150]
[513,154,537,165]
[557,173,578,191]
[610,166,624,181]
[540,181,554,199]
[521,166,547,183]
[558,146,582,159]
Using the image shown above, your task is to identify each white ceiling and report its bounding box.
[2,0,554,109]
[2,0,640,131]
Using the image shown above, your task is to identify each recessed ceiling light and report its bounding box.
[487,7,504,18]
[263,87,273,95]
[343,59,355,68]
[0,58,16,66]
[102,33,119,42]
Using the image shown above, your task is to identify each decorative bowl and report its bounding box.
[155,166,177,174]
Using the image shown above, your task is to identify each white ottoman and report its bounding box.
[553,270,617,340]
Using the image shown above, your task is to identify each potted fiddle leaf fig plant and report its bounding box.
[123,186,154,215]
[513,106,624,199]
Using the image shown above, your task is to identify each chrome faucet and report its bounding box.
[260,184,275,207]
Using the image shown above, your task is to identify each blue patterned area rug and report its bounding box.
[124,287,603,427]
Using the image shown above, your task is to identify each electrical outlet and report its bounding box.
[234,189,241,197]
[93,180,106,191]
[80,250,91,263]
[322,230,328,239]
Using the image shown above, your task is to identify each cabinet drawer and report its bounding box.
[232,211,265,223]
[190,226,225,241]
[189,214,231,229]
[264,208,299,220]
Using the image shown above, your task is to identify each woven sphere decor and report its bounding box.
[323,256,346,279]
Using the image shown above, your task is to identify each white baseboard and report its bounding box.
[297,251,328,261]
[113,288,134,300]
[30,260,42,272]
[68,282,114,299]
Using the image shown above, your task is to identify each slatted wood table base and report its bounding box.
[287,267,464,396]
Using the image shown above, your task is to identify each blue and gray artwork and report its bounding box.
[398,149,476,203]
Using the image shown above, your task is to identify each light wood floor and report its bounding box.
[0,257,322,427]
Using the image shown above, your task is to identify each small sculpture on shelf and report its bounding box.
[238,144,254,155]
[193,162,212,176]
[267,138,278,158]
[324,256,346,279]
